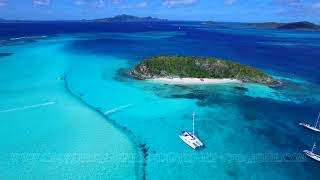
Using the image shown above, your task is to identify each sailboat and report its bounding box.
[303,142,320,162]
[179,112,204,150]
[299,112,320,133]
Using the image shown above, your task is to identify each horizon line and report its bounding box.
[1,14,319,24]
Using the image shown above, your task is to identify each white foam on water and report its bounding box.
[10,35,47,41]
[104,104,132,115]
[0,101,57,113]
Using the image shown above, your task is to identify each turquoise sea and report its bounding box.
[0,22,320,179]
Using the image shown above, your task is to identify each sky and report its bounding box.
[0,0,319,22]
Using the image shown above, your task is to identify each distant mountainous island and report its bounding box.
[94,14,168,22]
[277,21,320,30]
[204,21,320,31]
[243,22,285,28]
[245,21,320,30]
[204,21,219,25]
[131,56,278,85]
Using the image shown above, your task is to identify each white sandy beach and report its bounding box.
[149,77,242,84]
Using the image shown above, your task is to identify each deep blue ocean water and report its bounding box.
[0,21,320,179]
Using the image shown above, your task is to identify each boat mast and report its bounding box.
[192,112,195,135]
[315,112,320,128]
[312,142,316,153]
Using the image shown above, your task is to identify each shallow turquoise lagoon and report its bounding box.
[0,40,142,179]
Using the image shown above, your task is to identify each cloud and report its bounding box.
[136,1,148,8]
[273,0,301,7]
[75,0,127,9]
[111,0,122,4]
[33,0,50,5]
[118,1,148,9]
[75,0,86,5]
[312,1,320,10]
[272,0,303,14]
[74,0,146,9]
[162,0,197,8]
[224,0,237,5]
[0,0,6,7]
[94,0,105,8]
[273,0,320,16]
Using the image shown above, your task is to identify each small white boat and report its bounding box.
[179,112,204,150]
[304,142,320,162]
[299,112,320,133]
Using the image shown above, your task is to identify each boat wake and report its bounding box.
[10,35,47,41]
[104,104,132,115]
[0,101,57,113]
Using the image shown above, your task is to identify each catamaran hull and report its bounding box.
[179,135,197,149]
[179,131,204,150]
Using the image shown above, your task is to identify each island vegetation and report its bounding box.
[94,14,168,22]
[244,21,319,30]
[244,22,285,28]
[205,21,320,31]
[131,56,278,85]
[277,21,320,30]
[203,21,220,25]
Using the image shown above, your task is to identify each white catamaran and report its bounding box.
[179,112,204,150]
[299,112,320,133]
[304,142,320,162]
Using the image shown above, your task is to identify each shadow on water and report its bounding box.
[0,35,58,47]
[112,69,320,152]
[0,53,13,57]
[274,79,320,104]
[111,68,133,83]
[148,82,320,148]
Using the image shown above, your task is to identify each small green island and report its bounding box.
[131,56,278,85]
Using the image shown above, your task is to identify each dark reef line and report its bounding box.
[62,75,148,180]
[0,53,13,57]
